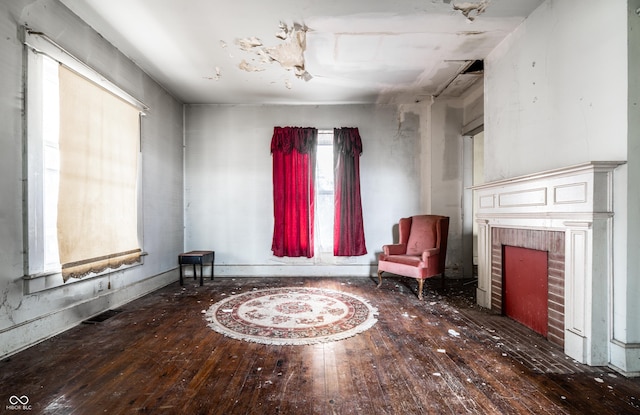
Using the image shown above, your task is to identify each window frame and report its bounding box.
[23,29,148,293]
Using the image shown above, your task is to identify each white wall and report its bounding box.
[485,0,639,375]
[485,0,627,182]
[427,99,466,276]
[0,0,184,358]
[612,0,640,374]
[184,103,467,276]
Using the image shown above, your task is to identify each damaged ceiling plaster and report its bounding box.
[453,0,490,22]
[59,0,544,104]
[234,22,311,89]
[230,0,488,92]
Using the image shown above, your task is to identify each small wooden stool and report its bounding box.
[178,250,214,286]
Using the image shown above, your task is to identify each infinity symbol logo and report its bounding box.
[9,395,29,405]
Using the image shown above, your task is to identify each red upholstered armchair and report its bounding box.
[377,215,449,300]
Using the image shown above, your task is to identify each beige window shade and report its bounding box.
[57,65,141,280]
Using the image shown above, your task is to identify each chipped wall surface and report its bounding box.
[0,0,184,357]
[427,99,465,276]
[397,97,469,277]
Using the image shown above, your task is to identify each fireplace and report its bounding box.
[472,162,624,367]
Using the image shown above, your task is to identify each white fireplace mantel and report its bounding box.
[472,161,625,366]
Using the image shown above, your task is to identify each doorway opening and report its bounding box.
[463,130,484,278]
[472,131,484,273]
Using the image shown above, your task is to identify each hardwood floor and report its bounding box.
[2,276,639,414]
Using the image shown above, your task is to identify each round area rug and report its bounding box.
[204,287,378,345]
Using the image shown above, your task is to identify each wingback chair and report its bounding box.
[377,215,449,300]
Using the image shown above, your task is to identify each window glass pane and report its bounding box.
[42,56,61,270]
[316,131,334,254]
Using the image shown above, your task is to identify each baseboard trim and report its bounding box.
[0,269,176,359]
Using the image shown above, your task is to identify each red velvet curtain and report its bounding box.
[333,128,367,256]
[271,127,317,257]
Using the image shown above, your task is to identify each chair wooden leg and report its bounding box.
[377,270,383,288]
[417,279,424,300]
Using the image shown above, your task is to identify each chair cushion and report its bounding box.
[383,254,422,267]
[406,216,437,255]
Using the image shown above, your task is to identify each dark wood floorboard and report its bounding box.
[1,276,639,414]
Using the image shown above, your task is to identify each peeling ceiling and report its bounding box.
[59,0,544,105]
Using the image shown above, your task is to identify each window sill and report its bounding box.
[23,255,146,294]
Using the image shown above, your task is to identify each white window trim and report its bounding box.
[23,29,147,293]
[24,30,148,111]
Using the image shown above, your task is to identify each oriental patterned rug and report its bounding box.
[204,287,378,345]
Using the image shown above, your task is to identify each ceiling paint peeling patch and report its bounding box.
[238,59,265,72]
[275,21,289,40]
[452,0,489,22]
[266,23,311,80]
[203,66,222,81]
[235,22,312,83]
[236,36,263,51]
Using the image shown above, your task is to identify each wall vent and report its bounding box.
[82,309,123,324]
